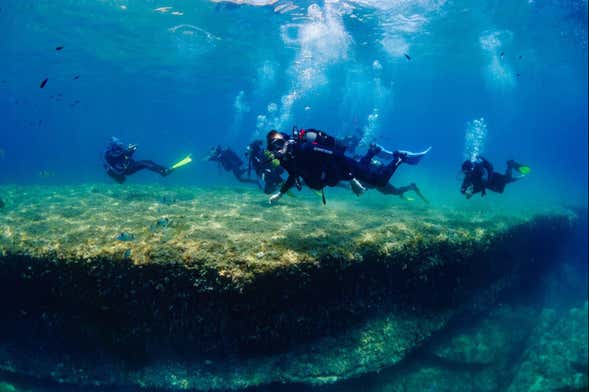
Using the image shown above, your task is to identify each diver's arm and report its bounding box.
[478,156,493,175]
[280,174,296,194]
[123,145,137,160]
[269,174,296,204]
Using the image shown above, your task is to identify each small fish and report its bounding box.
[150,217,170,231]
[40,78,48,88]
[73,75,79,80]
[154,6,172,13]
[404,53,411,61]
[55,46,64,51]
[516,73,521,77]
[156,217,170,227]
[518,55,523,60]
[117,232,135,242]
[123,249,132,258]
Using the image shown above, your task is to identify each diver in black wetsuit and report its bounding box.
[104,137,171,184]
[266,129,430,204]
[245,140,285,194]
[460,156,529,198]
[207,145,257,184]
[356,157,429,203]
[339,129,362,156]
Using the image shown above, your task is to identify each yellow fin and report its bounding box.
[171,154,192,170]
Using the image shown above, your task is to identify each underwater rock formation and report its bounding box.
[507,303,588,391]
[0,185,582,390]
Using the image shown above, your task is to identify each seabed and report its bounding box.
[0,184,586,391]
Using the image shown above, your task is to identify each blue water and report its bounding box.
[0,0,587,206]
[0,1,587,391]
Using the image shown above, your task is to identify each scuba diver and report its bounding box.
[460,156,530,198]
[266,128,431,204]
[339,129,363,156]
[104,137,192,184]
[245,140,285,194]
[206,145,257,184]
[354,157,429,203]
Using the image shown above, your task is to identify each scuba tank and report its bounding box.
[292,126,345,155]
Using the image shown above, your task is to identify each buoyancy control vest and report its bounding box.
[293,127,346,156]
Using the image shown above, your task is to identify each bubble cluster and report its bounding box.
[464,117,488,162]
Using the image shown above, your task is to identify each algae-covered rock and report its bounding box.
[432,305,539,366]
[0,184,581,390]
[507,302,589,392]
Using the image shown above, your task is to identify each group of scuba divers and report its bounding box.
[104,127,530,205]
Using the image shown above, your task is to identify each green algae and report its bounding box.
[0,184,575,285]
[0,184,581,390]
[507,303,589,392]
[350,302,588,392]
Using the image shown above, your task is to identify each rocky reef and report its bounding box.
[0,184,584,390]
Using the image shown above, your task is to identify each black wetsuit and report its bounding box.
[461,157,517,196]
[360,160,418,196]
[278,130,402,194]
[210,147,256,183]
[340,134,362,156]
[246,141,285,194]
[104,140,168,184]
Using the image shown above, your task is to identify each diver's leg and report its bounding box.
[234,168,258,184]
[347,154,399,189]
[358,144,382,166]
[263,179,273,194]
[377,182,428,203]
[410,183,429,203]
[487,173,510,193]
[377,183,404,195]
[106,169,126,184]
[127,160,168,176]
[504,161,520,184]
[373,155,404,187]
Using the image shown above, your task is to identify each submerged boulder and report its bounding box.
[507,303,588,392]
[0,184,582,390]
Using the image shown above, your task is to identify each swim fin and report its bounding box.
[413,187,430,204]
[507,160,531,175]
[517,165,531,175]
[170,154,193,170]
[397,146,432,165]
